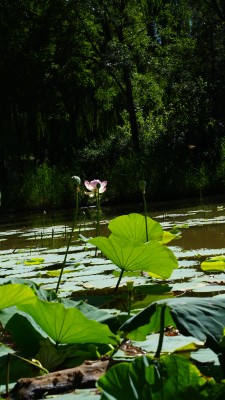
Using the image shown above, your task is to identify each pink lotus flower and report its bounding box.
[84,179,107,197]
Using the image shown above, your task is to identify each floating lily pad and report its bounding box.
[1,208,225,322]
[201,256,225,272]
[171,280,207,292]
[169,268,203,281]
[0,343,15,357]
[192,285,225,293]
[128,334,204,356]
[45,390,101,400]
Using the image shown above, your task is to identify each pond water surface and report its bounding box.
[1,197,225,304]
[1,197,225,250]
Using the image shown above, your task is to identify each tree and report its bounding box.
[74,0,165,153]
[0,0,98,165]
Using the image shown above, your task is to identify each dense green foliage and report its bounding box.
[1,0,225,209]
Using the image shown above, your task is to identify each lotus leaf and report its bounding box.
[24,258,45,266]
[18,298,119,345]
[98,354,224,400]
[89,235,178,278]
[160,230,178,244]
[121,297,225,357]
[201,256,225,272]
[108,213,176,244]
[108,213,163,242]
[0,284,36,309]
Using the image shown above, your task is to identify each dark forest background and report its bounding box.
[1,0,225,210]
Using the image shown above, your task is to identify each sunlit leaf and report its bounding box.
[89,235,178,278]
[24,258,45,266]
[0,284,36,309]
[160,230,178,244]
[18,298,119,345]
[4,278,57,301]
[47,269,74,277]
[108,213,163,242]
[107,213,177,245]
[201,256,225,272]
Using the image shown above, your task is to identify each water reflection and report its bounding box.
[0,197,225,252]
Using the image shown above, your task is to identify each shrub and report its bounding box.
[21,163,70,209]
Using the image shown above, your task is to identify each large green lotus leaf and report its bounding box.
[60,298,123,334]
[0,284,36,309]
[108,213,163,242]
[17,298,119,345]
[89,235,178,278]
[108,213,176,245]
[98,354,223,400]
[120,297,225,355]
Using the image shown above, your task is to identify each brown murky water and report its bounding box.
[0,196,225,251]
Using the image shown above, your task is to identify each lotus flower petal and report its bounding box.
[99,181,107,193]
[84,179,107,194]
[84,180,95,191]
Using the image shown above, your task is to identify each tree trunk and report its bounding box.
[123,69,140,153]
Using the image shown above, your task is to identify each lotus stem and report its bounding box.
[56,188,79,294]
[143,191,149,242]
[127,281,134,318]
[6,353,48,397]
[51,228,54,248]
[6,353,10,399]
[114,269,124,293]
[154,304,166,358]
[139,180,148,242]
[95,188,101,256]
[96,187,100,237]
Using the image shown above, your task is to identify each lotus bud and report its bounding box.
[96,182,101,190]
[71,176,81,192]
[71,176,81,186]
[139,180,146,194]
